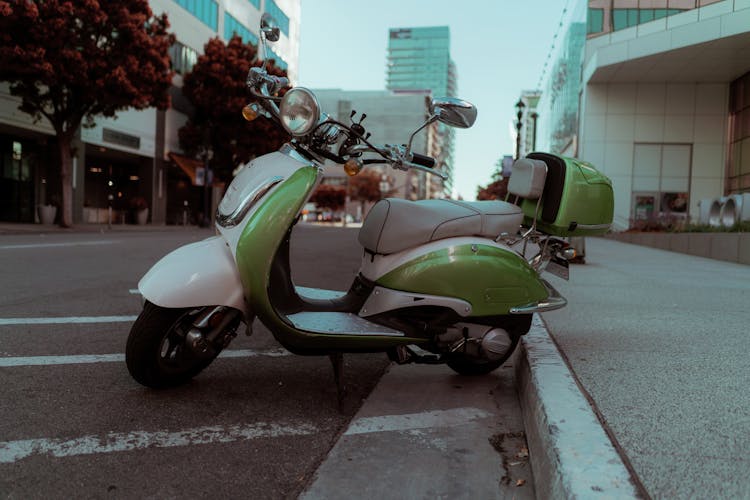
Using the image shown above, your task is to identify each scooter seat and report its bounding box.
[358,198,523,255]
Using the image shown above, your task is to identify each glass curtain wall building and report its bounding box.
[387,26,457,197]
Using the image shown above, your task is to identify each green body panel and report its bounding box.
[236,166,424,353]
[376,244,548,316]
[521,154,614,236]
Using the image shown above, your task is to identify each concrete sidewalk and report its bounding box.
[541,237,750,498]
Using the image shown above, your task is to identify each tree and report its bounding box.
[476,158,509,201]
[0,0,174,227]
[310,184,346,215]
[476,177,509,201]
[179,35,290,182]
[347,171,384,218]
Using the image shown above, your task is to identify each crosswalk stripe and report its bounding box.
[0,348,291,367]
[0,421,318,463]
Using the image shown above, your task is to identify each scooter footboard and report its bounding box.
[139,236,247,316]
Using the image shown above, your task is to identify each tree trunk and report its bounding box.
[57,133,74,228]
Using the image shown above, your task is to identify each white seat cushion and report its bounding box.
[358,198,523,255]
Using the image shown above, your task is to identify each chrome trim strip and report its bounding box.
[575,223,610,230]
[359,286,473,318]
[509,279,567,314]
[216,175,284,228]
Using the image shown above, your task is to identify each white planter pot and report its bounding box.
[137,208,149,225]
[38,205,57,225]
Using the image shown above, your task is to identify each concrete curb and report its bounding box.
[516,316,641,499]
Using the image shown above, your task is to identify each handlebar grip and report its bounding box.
[411,153,436,168]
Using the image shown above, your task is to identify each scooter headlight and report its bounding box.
[279,87,320,136]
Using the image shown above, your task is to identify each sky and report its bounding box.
[297,0,568,200]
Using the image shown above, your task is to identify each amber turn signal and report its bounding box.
[242,104,259,122]
[344,159,363,176]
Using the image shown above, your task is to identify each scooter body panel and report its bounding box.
[139,236,247,315]
[235,166,425,353]
[361,237,548,317]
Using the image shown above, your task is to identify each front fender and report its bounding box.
[139,236,247,316]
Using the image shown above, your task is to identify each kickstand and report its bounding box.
[328,352,346,411]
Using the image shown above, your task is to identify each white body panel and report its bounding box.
[359,236,519,282]
[139,236,247,315]
[216,150,317,256]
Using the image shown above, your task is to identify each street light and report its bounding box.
[530,111,539,152]
[515,99,525,160]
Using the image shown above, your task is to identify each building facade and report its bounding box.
[537,0,750,230]
[0,0,300,224]
[386,26,457,197]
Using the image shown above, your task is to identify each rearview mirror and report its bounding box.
[260,13,280,42]
[431,97,477,129]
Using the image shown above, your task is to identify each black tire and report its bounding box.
[445,337,519,376]
[125,302,221,388]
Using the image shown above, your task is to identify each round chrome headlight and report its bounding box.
[279,87,320,136]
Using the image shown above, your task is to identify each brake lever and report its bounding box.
[403,161,448,180]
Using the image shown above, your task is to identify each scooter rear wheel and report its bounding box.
[126,302,224,388]
[445,337,519,376]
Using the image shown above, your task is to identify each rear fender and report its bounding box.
[139,236,248,317]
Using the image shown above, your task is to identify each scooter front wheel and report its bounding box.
[126,302,232,388]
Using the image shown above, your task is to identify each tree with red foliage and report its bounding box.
[179,35,290,182]
[476,177,509,201]
[347,171,384,216]
[0,0,174,227]
[310,184,346,214]
[476,158,510,201]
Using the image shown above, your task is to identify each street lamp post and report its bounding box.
[530,111,539,152]
[515,99,525,160]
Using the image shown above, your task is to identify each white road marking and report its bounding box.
[0,349,291,367]
[0,316,138,326]
[0,421,318,463]
[344,407,492,435]
[129,289,140,295]
[0,240,117,250]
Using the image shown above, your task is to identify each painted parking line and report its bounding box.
[0,240,117,250]
[0,348,291,367]
[344,407,492,435]
[0,316,138,326]
[0,421,318,463]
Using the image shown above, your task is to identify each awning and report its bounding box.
[168,152,204,186]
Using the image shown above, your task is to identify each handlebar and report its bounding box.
[411,153,436,169]
[246,68,445,179]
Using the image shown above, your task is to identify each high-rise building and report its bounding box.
[386,26,457,197]
[0,0,300,224]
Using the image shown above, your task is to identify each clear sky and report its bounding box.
[297,0,568,200]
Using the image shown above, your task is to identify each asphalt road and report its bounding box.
[0,224,390,498]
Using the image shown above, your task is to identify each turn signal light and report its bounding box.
[344,159,363,176]
[242,104,259,122]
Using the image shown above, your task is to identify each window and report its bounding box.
[268,48,288,71]
[587,8,604,35]
[729,72,750,191]
[224,14,259,45]
[265,0,290,36]
[168,41,198,74]
[248,0,260,8]
[173,0,218,31]
[612,8,686,32]
[632,143,692,220]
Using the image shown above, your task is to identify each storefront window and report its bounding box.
[728,72,750,192]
